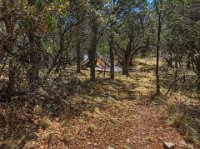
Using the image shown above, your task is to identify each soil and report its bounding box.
[0,98,194,149]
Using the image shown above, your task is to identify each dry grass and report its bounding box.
[40,116,53,129]
[88,124,98,133]
[5,138,19,149]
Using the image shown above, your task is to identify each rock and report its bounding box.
[163,142,175,149]
[27,131,38,140]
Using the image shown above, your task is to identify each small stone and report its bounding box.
[27,132,38,140]
[163,142,175,149]
[126,138,130,143]
[87,142,92,145]
[106,146,115,149]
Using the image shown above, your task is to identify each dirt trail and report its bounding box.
[64,100,184,149]
[0,98,195,149]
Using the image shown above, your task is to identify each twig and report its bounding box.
[164,76,185,96]
[0,54,8,77]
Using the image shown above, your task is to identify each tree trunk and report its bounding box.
[196,57,200,92]
[186,53,192,69]
[88,49,96,81]
[89,18,98,81]
[2,0,16,95]
[174,55,178,81]
[7,58,16,94]
[28,34,40,92]
[122,54,131,76]
[55,33,65,73]
[122,60,129,76]
[155,12,161,95]
[109,35,114,79]
[76,41,81,73]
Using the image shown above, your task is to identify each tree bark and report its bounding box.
[76,41,81,73]
[122,54,132,76]
[7,59,16,94]
[89,17,98,81]
[2,0,16,94]
[109,35,114,79]
[155,12,161,95]
[122,61,129,76]
[28,34,40,92]
[88,49,96,81]
[196,57,200,92]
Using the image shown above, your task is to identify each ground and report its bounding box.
[0,58,200,149]
[31,100,184,149]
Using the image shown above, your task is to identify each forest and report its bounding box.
[0,0,200,148]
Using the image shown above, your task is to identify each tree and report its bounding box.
[114,0,149,76]
[1,0,20,95]
[153,0,165,95]
[86,0,105,81]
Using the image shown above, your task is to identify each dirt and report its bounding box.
[64,100,185,149]
[1,98,193,149]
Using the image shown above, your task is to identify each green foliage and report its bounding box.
[36,0,45,11]
[98,42,109,55]
[43,13,57,31]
